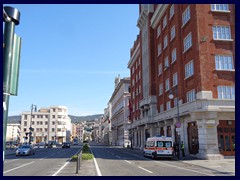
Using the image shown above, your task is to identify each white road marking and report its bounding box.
[52,159,71,176]
[3,161,35,174]
[138,166,153,173]
[124,160,132,164]
[93,158,102,176]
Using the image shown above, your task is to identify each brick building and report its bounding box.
[128,4,235,159]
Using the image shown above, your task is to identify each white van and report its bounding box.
[143,136,174,159]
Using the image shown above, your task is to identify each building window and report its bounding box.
[215,55,234,70]
[24,121,27,126]
[52,128,55,132]
[24,115,27,120]
[182,6,190,26]
[172,48,177,63]
[163,15,167,29]
[160,104,164,113]
[52,121,55,125]
[158,43,162,56]
[158,63,162,75]
[45,121,48,125]
[211,4,229,11]
[212,26,231,40]
[159,83,163,95]
[170,5,174,19]
[185,60,194,78]
[32,121,35,125]
[173,72,178,87]
[44,128,47,132]
[52,115,55,119]
[183,32,192,52]
[164,35,168,49]
[165,78,170,92]
[24,128,26,132]
[187,89,196,102]
[217,86,235,99]
[170,25,175,40]
[157,25,161,37]
[164,56,169,69]
[37,121,40,125]
[166,101,171,110]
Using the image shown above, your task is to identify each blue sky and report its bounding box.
[4,4,139,116]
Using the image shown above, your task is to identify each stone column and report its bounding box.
[192,112,223,159]
[163,126,167,136]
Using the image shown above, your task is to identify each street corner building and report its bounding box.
[127,4,235,159]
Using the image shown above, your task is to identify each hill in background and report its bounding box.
[8,114,103,124]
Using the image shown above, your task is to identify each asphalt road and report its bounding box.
[3,144,235,176]
[3,146,82,176]
[91,145,234,176]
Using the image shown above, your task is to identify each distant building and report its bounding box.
[20,106,71,144]
[109,75,131,147]
[6,123,20,142]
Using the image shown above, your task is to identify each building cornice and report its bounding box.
[150,4,169,29]
[137,9,148,30]
[127,43,140,68]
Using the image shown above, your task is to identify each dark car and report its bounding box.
[16,144,36,156]
[62,142,70,148]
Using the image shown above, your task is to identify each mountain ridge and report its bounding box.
[7,114,103,124]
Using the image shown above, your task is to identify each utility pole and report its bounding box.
[3,6,21,165]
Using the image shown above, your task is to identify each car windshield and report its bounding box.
[20,146,30,149]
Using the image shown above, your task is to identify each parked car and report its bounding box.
[62,142,70,148]
[47,141,57,148]
[16,144,36,156]
[36,142,47,148]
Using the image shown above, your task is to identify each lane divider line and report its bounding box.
[4,161,35,174]
[138,166,153,174]
[93,158,102,176]
[52,159,71,176]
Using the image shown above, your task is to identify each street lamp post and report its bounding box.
[3,6,21,165]
[169,86,182,160]
[29,104,37,144]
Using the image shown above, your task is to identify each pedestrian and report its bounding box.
[181,141,185,158]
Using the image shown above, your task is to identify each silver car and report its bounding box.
[16,145,36,156]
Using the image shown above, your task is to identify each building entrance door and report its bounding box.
[187,122,199,154]
[217,120,235,156]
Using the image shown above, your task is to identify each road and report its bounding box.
[3,146,81,176]
[91,145,235,176]
[3,143,235,176]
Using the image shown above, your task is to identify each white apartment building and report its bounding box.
[109,76,131,147]
[6,123,20,142]
[20,106,71,144]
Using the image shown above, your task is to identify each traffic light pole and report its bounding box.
[3,6,21,165]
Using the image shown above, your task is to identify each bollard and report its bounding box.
[78,152,81,170]
[76,154,79,174]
